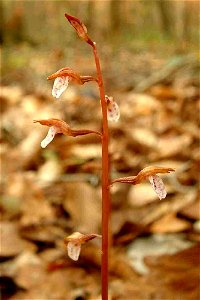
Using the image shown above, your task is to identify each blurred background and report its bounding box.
[1,1,200,299]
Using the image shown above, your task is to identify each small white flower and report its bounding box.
[148,175,167,200]
[106,96,120,122]
[64,232,101,261]
[52,76,69,99]
[41,126,59,148]
[67,242,81,261]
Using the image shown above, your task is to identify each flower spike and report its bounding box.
[65,13,94,46]
[64,232,101,261]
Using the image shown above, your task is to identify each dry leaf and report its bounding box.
[0,222,36,257]
[149,213,191,233]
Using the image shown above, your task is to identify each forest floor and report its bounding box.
[1,46,200,299]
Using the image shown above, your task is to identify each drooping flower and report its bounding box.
[111,166,175,200]
[105,95,120,122]
[34,118,101,148]
[47,67,97,99]
[64,232,101,261]
[34,119,71,148]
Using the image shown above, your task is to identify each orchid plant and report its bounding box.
[34,13,174,300]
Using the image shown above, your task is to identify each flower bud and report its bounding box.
[65,13,93,46]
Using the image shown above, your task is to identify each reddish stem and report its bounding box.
[92,42,110,300]
[70,129,102,137]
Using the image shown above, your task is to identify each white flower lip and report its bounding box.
[106,96,120,122]
[52,76,69,99]
[67,242,81,261]
[41,126,58,148]
[149,175,167,200]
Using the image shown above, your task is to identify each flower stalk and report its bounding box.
[34,14,175,300]
[91,42,110,300]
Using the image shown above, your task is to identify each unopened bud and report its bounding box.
[65,13,93,46]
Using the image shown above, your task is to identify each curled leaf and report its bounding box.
[64,232,101,261]
[65,13,93,46]
[105,95,120,122]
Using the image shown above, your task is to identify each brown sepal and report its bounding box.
[64,232,101,246]
[111,166,175,186]
[34,119,72,136]
[47,67,97,84]
[34,119,101,137]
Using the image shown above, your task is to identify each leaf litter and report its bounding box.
[0,51,199,299]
